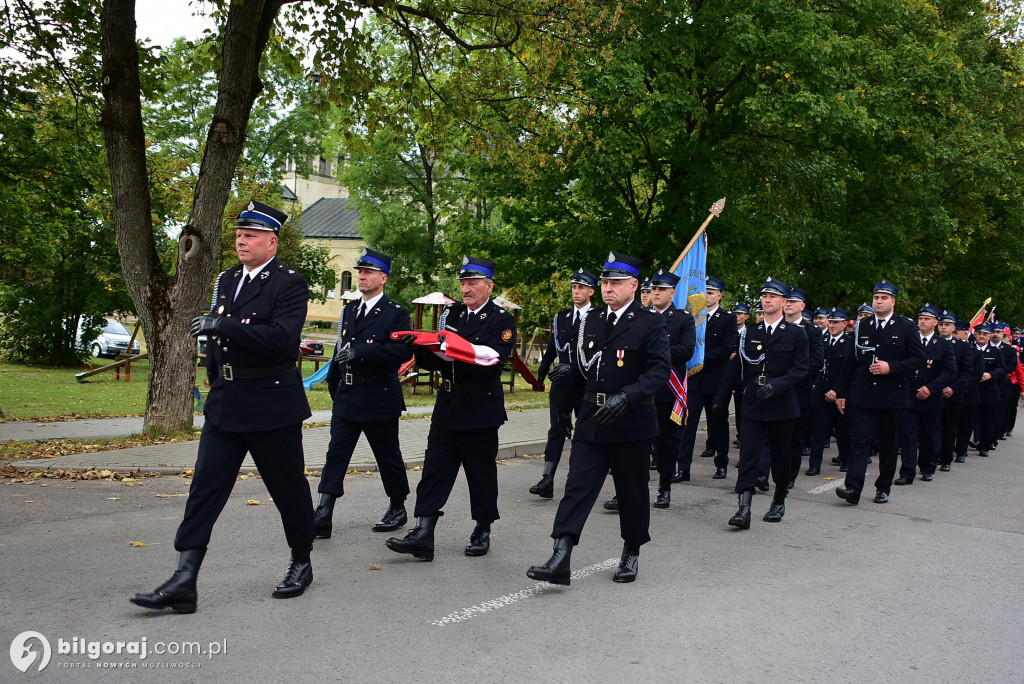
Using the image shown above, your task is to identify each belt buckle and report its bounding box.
[756,375,767,386]
[595,392,606,406]
[344,373,353,386]
[222,364,234,381]
[443,379,452,392]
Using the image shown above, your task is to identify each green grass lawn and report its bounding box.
[0,352,548,422]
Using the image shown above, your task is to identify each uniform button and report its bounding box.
[226,313,231,317]
[223,347,228,352]
[275,381,279,385]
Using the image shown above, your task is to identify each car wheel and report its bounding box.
[91,343,102,358]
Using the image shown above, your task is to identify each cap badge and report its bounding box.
[462,255,470,265]
[607,252,615,263]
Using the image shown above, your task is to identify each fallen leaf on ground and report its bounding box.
[824,477,836,481]
[245,499,260,505]
[129,541,146,547]
[154,493,187,498]
[107,497,120,501]
[369,565,381,570]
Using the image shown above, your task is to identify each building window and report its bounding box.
[340,270,352,291]
[318,156,332,177]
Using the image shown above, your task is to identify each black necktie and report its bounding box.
[829,337,835,348]
[605,312,617,337]
[235,273,251,301]
[572,311,579,327]
[766,324,773,338]
[355,303,366,326]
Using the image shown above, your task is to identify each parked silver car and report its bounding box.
[77,317,141,359]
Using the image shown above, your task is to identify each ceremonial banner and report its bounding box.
[666,197,724,423]
[968,297,991,331]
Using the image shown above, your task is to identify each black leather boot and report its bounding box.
[763,493,786,522]
[529,461,557,499]
[371,501,408,532]
[613,543,639,583]
[527,536,573,585]
[728,490,753,529]
[385,514,438,561]
[130,548,206,613]
[654,475,671,508]
[273,544,313,598]
[465,523,491,556]
[313,493,336,539]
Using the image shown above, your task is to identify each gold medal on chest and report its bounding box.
[616,350,625,367]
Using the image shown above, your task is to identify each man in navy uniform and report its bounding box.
[714,278,809,528]
[813,307,829,333]
[531,268,598,498]
[937,311,982,471]
[729,302,751,451]
[131,200,315,612]
[386,256,516,560]
[677,276,737,480]
[835,280,926,505]
[972,323,1006,457]
[809,308,853,475]
[896,304,957,484]
[639,278,654,309]
[313,249,413,538]
[991,324,1018,441]
[647,269,696,506]
[527,252,670,585]
[953,320,983,462]
[782,285,823,487]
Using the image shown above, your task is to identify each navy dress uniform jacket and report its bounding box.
[691,307,737,393]
[718,320,810,422]
[326,295,413,421]
[415,298,516,429]
[567,300,671,442]
[654,304,696,404]
[203,257,311,431]
[814,332,854,398]
[796,322,824,408]
[838,316,927,410]
[977,344,1006,404]
[952,340,984,405]
[538,307,586,415]
[913,336,957,412]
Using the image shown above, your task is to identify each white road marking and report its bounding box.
[809,479,844,494]
[431,558,619,627]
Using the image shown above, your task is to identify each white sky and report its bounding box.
[134,0,215,47]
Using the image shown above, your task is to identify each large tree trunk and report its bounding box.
[99,0,285,433]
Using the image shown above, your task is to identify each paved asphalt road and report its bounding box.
[2,434,1022,682]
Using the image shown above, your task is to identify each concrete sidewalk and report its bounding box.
[2,407,557,474]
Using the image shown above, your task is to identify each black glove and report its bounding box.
[399,333,418,349]
[594,392,629,425]
[190,314,221,338]
[547,364,573,382]
[755,382,776,400]
[557,411,574,439]
[335,346,355,364]
[327,382,338,400]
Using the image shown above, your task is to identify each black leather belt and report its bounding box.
[440,379,501,393]
[218,363,295,381]
[345,373,398,386]
[583,391,654,406]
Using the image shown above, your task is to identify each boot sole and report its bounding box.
[385,540,434,561]
[314,528,332,539]
[129,597,197,613]
[728,518,751,530]
[612,574,636,583]
[527,571,570,586]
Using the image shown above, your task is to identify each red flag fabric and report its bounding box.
[390,331,501,366]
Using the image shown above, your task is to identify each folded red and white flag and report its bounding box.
[390,331,501,366]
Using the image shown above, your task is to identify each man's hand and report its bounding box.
[399,333,418,350]
[547,364,573,382]
[869,359,891,375]
[190,314,221,338]
[557,411,574,438]
[755,382,775,400]
[942,387,954,399]
[916,386,932,400]
[335,346,355,364]
[594,392,629,425]
[825,389,837,403]
[836,397,846,414]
